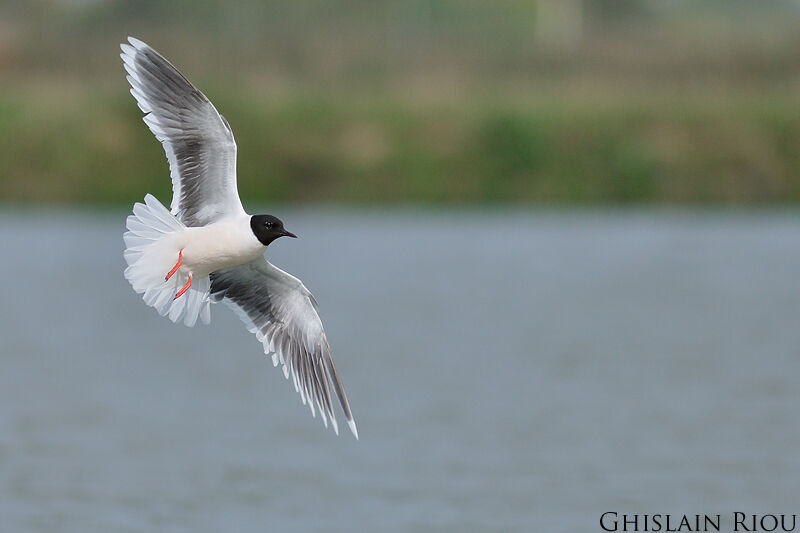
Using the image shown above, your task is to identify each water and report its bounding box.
[1,209,799,532]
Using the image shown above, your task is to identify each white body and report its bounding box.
[124,195,264,327]
[177,216,264,277]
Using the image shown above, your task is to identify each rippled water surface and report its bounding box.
[1,209,799,532]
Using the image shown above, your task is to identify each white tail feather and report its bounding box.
[123,194,211,327]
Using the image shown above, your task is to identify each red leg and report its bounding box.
[165,249,183,281]
[175,274,192,300]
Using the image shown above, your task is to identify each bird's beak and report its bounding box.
[283,230,297,238]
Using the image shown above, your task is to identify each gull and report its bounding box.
[120,37,357,438]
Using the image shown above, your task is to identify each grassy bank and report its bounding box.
[4,1,800,205]
[2,85,800,206]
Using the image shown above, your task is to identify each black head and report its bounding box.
[250,214,297,246]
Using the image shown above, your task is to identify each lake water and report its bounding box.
[0,209,798,532]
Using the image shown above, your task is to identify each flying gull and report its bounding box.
[120,37,357,438]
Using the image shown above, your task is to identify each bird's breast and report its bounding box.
[180,220,263,276]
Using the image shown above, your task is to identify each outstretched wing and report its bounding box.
[210,258,358,438]
[120,36,245,227]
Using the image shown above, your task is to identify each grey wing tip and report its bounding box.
[119,44,135,59]
[347,418,359,440]
[127,36,148,50]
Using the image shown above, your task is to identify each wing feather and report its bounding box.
[120,37,244,227]
[209,258,358,438]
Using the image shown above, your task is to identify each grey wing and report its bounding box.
[120,36,245,227]
[210,258,358,438]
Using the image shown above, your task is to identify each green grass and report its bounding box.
[2,86,800,206]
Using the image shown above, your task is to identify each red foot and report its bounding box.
[175,274,192,300]
[165,249,183,281]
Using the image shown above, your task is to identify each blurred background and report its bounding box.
[2,2,800,532]
[3,0,800,205]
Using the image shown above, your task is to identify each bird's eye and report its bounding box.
[265,222,273,228]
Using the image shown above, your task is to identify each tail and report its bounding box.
[123,194,211,327]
